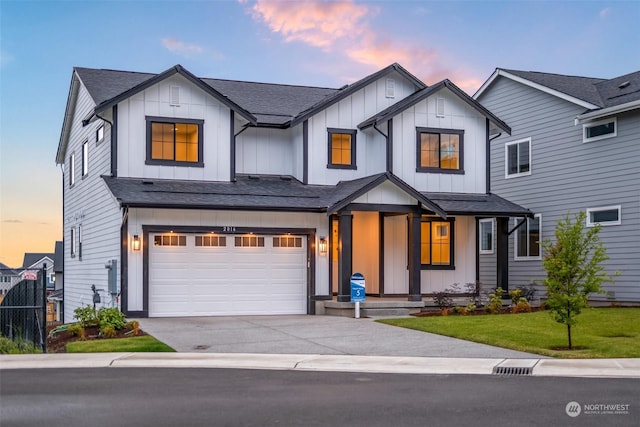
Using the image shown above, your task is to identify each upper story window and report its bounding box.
[505,138,531,178]
[70,227,76,258]
[479,218,494,254]
[416,127,464,174]
[515,214,541,260]
[96,124,104,145]
[586,205,621,227]
[146,117,204,167]
[327,128,357,169]
[583,118,616,143]
[69,153,75,187]
[82,140,89,177]
[421,217,455,269]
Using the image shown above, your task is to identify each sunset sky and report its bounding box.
[1,0,639,267]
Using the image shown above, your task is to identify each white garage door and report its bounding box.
[149,233,307,317]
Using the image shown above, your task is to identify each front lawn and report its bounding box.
[378,308,640,358]
[66,335,175,353]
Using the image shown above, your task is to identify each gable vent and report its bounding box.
[436,97,445,117]
[618,81,630,89]
[386,78,395,98]
[170,85,180,106]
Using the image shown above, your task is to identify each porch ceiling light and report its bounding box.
[132,235,141,251]
[318,237,328,255]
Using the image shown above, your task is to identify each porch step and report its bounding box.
[323,300,425,318]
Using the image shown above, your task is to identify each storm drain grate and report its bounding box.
[492,366,533,376]
[193,345,210,350]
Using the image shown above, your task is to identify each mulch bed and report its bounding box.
[46,324,147,353]
[414,306,544,317]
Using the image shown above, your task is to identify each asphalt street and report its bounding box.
[1,368,637,427]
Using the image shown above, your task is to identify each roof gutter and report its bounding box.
[574,99,640,124]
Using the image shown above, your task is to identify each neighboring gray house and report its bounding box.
[21,253,55,289]
[55,63,530,320]
[475,68,640,303]
[0,262,20,299]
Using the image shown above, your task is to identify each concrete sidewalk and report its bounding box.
[2,353,640,378]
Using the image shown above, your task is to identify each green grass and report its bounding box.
[66,335,175,353]
[377,308,640,358]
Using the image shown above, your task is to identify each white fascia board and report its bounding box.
[474,69,600,110]
[574,99,640,124]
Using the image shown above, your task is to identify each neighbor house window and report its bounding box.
[70,228,76,258]
[515,214,541,259]
[96,125,104,145]
[421,218,454,268]
[586,205,621,227]
[416,128,463,173]
[479,219,494,254]
[327,128,357,169]
[146,117,203,166]
[505,138,531,178]
[69,153,75,186]
[583,118,616,143]
[82,140,89,177]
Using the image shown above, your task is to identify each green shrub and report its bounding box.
[465,302,477,313]
[512,298,532,314]
[0,334,41,354]
[126,320,140,336]
[100,325,116,338]
[485,288,504,314]
[509,289,523,306]
[68,323,86,339]
[97,307,126,330]
[433,291,453,311]
[74,305,99,328]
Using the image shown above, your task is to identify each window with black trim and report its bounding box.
[416,128,463,173]
[96,125,104,145]
[146,117,203,166]
[78,225,82,260]
[515,215,541,259]
[505,138,531,178]
[479,218,494,254]
[421,217,454,268]
[70,228,76,258]
[328,128,356,169]
[69,153,75,186]
[82,140,89,177]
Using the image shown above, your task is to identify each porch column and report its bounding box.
[337,210,353,302]
[496,217,509,292]
[407,211,422,301]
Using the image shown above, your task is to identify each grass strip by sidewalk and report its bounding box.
[377,308,640,358]
[67,336,175,353]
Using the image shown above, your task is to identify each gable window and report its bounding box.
[505,138,531,178]
[69,153,75,186]
[479,219,494,254]
[416,127,463,173]
[327,128,357,169]
[70,228,76,258]
[82,140,89,177]
[421,217,455,268]
[583,118,616,143]
[515,214,541,260]
[586,205,621,227]
[146,117,204,166]
[96,125,104,145]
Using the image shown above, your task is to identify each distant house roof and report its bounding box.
[0,262,18,274]
[474,68,640,122]
[22,253,54,269]
[54,241,63,273]
[103,174,530,219]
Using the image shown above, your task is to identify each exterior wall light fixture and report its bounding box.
[318,237,328,255]
[132,235,141,251]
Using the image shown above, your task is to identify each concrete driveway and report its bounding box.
[136,315,540,359]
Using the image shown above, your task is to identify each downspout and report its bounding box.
[231,111,250,182]
[120,206,129,315]
[373,123,391,173]
[486,117,502,194]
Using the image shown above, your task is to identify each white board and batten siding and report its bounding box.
[117,74,232,181]
[63,78,122,321]
[126,208,330,316]
[478,76,640,302]
[236,127,299,177]
[392,88,487,194]
[307,70,420,186]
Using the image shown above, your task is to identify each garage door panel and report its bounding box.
[149,233,307,317]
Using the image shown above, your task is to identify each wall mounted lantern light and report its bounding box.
[132,235,141,251]
[318,236,328,255]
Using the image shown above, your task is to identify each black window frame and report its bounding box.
[419,216,455,270]
[145,116,204,167]
[69,152,75,187]
[96,124,105,145]
[327,128,357,170]
[416,127,464,174]
[81,140,89,177]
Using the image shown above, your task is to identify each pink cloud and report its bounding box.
[245,0,481,93]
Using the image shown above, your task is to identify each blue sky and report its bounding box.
[1,0,638,267]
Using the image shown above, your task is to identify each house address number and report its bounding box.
[222,226,237,232]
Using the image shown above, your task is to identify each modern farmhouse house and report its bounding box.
[475,68,640,303]
[56,63,531,320]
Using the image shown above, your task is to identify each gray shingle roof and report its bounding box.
[22,253,54,269]
[423,192,532,217]
[501,69,640,109]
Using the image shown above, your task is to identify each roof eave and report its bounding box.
[120,201,325,213]
[575,99,640,124]
[56,71,82,164]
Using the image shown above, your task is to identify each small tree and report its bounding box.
[542,212,614,349]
